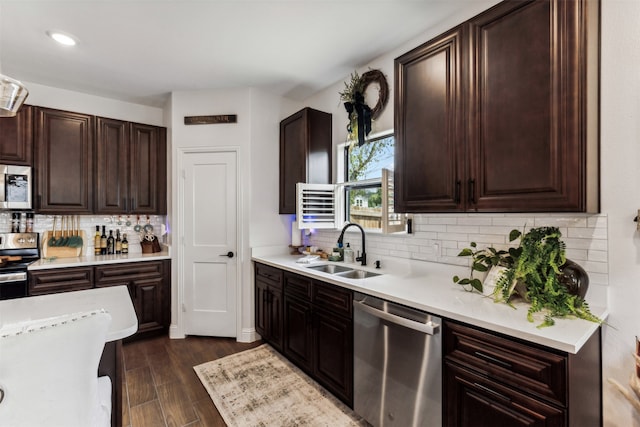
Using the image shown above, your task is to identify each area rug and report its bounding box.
[194,344,368,426]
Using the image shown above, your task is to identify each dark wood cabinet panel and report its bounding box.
[283,294,313,371]
[395,27,465,212]
[444,362,565,427]
[314,307,353,404]
[28,266,94,295]
[394,0,599,213]
[35,107,94,213]
[255,263,284,351]
[0,104,33,165]
[29,260,170,340]
[129,123,167,214]
[256,265,354,407]
[130,276,165,333]
[468,0,598,212]
[444,319,602,427]
[95,119,167,214]
[96,117,129,213]
[279,107,332,214]
[95,260,170,339]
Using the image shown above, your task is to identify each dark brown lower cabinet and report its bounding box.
[254,263,284,351]
[28,260,171,341]
[444,320,602,427]
[254,263,353,407]
[95,261,170,340]
[282,272,353,406]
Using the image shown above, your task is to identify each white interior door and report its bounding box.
[181,149,238,337]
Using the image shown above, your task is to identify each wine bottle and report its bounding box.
[94,225,101,256]
[107,230,115,255]
[100,226,107,255]
[121,234,129,255]
[115,230,122,254]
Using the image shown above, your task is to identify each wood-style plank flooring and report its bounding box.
[122,335,263,427]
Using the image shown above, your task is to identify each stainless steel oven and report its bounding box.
[354,292,442,427]
[0,232,40,300]
[0,165,32,210]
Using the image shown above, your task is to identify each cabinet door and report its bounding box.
[268,288,284,351]
[468,0,594,212]
[279,108,331,214]
[255,279,268,338]
[314,308,353,406]
[129,123,166,214]
[130,276,165,334]
[35,107,94,213]
[444,362,565,427]
[283,295,313,373]
[0,105,33,165]
[395,26,465,212]
[95,117,129,213]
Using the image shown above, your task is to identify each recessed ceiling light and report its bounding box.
[47,31,77,46]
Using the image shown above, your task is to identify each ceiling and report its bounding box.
[0,0,495,108]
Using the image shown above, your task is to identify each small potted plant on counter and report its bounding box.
[453,226,601,328]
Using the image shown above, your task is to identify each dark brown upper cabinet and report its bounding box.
[35,107,95,213]
[95,118,166,214]
[279,107,332,214]
[0,105,33,166]
[395,0,599,213]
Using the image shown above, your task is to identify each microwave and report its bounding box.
[0,165,32,210]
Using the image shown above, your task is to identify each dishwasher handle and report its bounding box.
[354,300,440,335]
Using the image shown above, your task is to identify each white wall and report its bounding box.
[24,81,164,126]
[300,1,640,425]
[168,87,297,341]
[600,1,640,425]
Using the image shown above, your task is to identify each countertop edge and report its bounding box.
[252,253,606,354]
[29,250,171,270]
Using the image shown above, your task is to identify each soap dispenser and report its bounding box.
[343,243,355,263]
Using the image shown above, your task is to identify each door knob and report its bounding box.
[220,251,234,258]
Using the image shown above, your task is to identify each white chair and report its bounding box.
[0,309,112,427]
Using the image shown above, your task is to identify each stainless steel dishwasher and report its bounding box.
[353,292,442,427]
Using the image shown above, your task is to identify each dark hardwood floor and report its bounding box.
[122,335,263,427]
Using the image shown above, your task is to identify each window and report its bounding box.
[296,132,406,233]
[340,132,405,233]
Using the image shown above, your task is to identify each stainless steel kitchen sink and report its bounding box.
[306,264,354,274]
[336,269,382,279]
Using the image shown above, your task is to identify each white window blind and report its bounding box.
[296,183,341,229]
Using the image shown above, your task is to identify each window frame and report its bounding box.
[337,131,404,234]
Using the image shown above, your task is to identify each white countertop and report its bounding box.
[252,249,607,354]
[29,248,171,270]
[0,285,138,341]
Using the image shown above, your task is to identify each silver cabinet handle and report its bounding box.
[353,300,439,335]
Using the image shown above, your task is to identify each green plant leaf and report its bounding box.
[509,229,522,242]
[458,248,474,257]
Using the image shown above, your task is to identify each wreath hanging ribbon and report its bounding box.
[339,69,389,147]
[344,91,372,146]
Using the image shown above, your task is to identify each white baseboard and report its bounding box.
[238,327,260,343]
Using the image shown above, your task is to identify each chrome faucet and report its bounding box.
[337,223,366,266]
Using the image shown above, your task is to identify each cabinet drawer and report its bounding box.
[444,361,565,426]
[255,263,283,288]
[29,267,94,295]
[95,261,163,284]
[444,320,567,406]
[313,281,352,317]
[284,272,312,300]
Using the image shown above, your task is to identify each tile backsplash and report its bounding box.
[306,213,608,306]
[0,213,167,255]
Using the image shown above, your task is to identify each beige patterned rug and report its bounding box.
[194,344,368,426]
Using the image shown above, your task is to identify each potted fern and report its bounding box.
[453,226,600,327]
